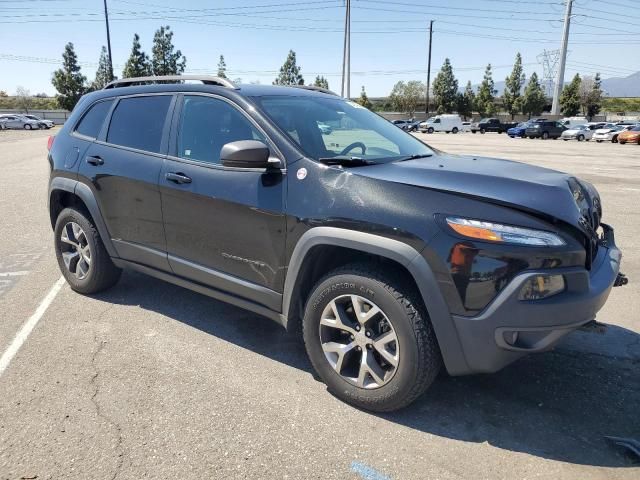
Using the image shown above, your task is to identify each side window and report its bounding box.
[177,95,266,165]
[434,118,441,124]
[107,95,172,153]
[75,100,113,139]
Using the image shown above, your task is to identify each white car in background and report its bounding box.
[593,124,637,143]
[419,114,463,133]
[22,114,54,129]
[0,114,41,130]
[561,124,593,141]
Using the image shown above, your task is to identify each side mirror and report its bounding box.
[221,140,275,169]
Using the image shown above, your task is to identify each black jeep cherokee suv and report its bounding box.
[48,76,625,412]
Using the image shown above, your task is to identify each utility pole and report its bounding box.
[103,0,114,81]
[425,20,433,117]
[551,0,573,115]
[341,0,351,98]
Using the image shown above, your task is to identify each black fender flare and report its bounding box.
[48,177,118,258]
[281,227,470,375]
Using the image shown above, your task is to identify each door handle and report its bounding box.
[166,172,192,184]
[86,155,104,166]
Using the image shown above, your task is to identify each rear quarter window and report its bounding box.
[106,95,172,153]
[75,100,114,139]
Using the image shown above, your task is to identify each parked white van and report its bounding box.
[559,117,588,129]
[419,114,463,134]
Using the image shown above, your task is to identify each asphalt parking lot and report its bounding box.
[0,127,638,480]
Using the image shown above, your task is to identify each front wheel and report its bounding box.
[54,207,121,294]
[302,265,441,412]
[620,141,626,145]
[578,134,585,141]
[24,124,32,130]
[480,128,486,134]
[427,127,434,134]
[452,127,458,134]
[542,131,550,140]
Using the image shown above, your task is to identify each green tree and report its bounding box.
[151,26,186,76]
[521,72,547,117]
[122,34,151,78]
[91,46,112,90]
[217,55,227,79]
[51,42,87,111]
[581,73,602,119]
[432,58,458,114]
[475,64,496,117]
[560,73,581,116]
[356,85,373,109]
[389,80,425,117]
[503,53,526,119]
[273,50,304,85]
[313,75,329,89]
[457,81,475,119]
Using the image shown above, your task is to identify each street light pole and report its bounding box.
[551,0,573,115]
[425,20,433,117]
[103,0,114,81]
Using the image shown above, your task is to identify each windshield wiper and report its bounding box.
[317,156,377,167]
[395,153,434,162]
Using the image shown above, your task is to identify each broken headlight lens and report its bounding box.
[445,217,566,247]
[518,274,565,300]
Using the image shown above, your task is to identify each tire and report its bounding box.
[472,131,476,134]
[427,127,434,134]
[542,131,549,140]
[302,264,441,412]
[563,139,569,141]
[24,124,32,130]
[620,141,626,145]
[497,130,503,134]
[596,140,602,143]
[452,127,458,134]
[612,136,618,143]
[54,207,121,294]
[578,134,585,141]
[480,128,486,134]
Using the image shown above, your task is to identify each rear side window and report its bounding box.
[107,95,172,153]
[75,100,113,138]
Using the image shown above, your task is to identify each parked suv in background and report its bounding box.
[470,118,517,134]
[526,120,566,139]
[47,76,626,412]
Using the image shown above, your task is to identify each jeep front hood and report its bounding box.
[353,153,587,230]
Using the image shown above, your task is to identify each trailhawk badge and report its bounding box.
[297,168,308,180]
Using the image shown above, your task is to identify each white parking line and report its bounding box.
[0,271,30,277]
[0,276,66,376]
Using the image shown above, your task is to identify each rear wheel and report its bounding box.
[302,264,441,412]
[612,136,618,143]
[480,128,486,134]
[452,127,459,134]
[542,131,549,140]
[24,124,32,130]
[620,141,627,145]
[578,134,585,141]
[54,207,121,294]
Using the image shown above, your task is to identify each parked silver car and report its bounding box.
[22,114,54,129]
[0,114,41,130]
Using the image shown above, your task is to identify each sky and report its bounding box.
[0,0,639,98]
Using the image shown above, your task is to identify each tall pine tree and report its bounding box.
[560,73,582,116]
[585,73,603,119]
[91,46,112,90]
[151,26,186,76]
[313,75,329,89]
[123,34,151,78]
[457,81,475,119]
[217,55,227,79]
[521,72,547,118]
[356,86,373,109]
[503,53,526,119]
[52,42,86,111]
[273,50,304,86]
[475,64,496,117]
[432,58,458,114]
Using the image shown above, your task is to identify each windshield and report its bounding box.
[252,95,434,163]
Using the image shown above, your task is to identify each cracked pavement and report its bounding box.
[0,128,638,479]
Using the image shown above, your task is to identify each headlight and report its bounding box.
[445,217,565,246]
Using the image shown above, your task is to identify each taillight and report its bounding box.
[47,135,55,151]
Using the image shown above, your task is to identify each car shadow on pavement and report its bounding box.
[97,271,640,469]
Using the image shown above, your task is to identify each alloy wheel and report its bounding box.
[319,294,399,389]
[59,222,91,279]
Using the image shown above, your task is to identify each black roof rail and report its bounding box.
[290,85,339,96]
[103,75,236,90]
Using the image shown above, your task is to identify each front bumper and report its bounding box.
[450,225,623,374]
